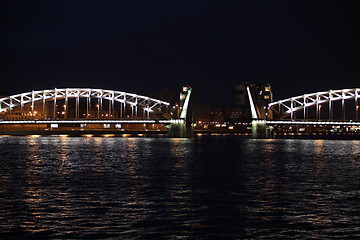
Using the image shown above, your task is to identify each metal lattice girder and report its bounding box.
[268,88,360,118]
[0,88,170,113]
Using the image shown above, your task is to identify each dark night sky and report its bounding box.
[1,0,359,104]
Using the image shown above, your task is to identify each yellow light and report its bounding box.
[103,134,115,137]
[28,135,41,138]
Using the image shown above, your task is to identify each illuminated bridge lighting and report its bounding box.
[0,119,176,124]
[268,88,360,120]
[266,120,360,126]
[0,88,170,113]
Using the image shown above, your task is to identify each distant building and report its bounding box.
[230,82,273,122]
[209,105,226,123]
[230,84,250,122]
[192,82,273,125]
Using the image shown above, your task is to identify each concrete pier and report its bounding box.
[166,119,193,138]
[252,120,274,139]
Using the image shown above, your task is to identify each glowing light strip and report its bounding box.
[0,119,174,124]
[269,88,360,107]
[266,120,360,125]
[180,88,192,119]
[247,86,259,119]
[0,88,170,113]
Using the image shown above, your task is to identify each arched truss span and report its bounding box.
[268,88,360,120]
[0,88,170,113]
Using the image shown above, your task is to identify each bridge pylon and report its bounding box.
[246,85,274,139]
[167,86,197,137]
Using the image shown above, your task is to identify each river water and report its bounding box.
[1,135,360,239]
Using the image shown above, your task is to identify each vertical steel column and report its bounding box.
[278,103,281,115]
[109,99,111,118]
[111,92,115,118]
[99,93,103,118]
[9,97,12,116]
[31,90,35,116]
[54,90,57,119]
[290,99,294,120]
[123,102,126,118]
[97,97,100,118]
[316,94,319,121]
[65,90,68,119]
[329,91,333,120]
[120,101,123,118]
[76,90,79,119]
[20,94,24,112]
[342,91,345,120]
[43,91,46,118]
[147,98,150,119]
[86,95,89,119]
[303,95,306,120]
[356,90,358,121]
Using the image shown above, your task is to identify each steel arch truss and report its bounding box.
[268,88,360,120]
[0,88,170,113]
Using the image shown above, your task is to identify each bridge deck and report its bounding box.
[0,119,175,124]
[266,120,360,125]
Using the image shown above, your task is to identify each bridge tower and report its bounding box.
[167,86,197,137]
[245,84,274,139]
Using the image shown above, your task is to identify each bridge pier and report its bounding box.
[166,119,193,138]
[166,86,197,138]
[252,120,274,139]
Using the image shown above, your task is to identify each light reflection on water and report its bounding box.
[0,136,360,239]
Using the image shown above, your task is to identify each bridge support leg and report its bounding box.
[167,120,193,138]
[252,120,274,139]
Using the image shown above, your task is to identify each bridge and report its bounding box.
[248,87,360,138]
[0,87,197,137]
[1,86,359,138]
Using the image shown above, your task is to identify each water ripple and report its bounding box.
[1,136,359,239]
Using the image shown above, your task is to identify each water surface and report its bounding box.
[1,136,360,239]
